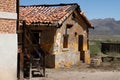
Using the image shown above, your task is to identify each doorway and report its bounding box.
[32,31,41,44]
[78,35,84,61]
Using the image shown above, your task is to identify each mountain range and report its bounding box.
[89,18,120,40]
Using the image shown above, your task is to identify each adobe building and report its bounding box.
[19,3,94,68]
[0,0,18,80]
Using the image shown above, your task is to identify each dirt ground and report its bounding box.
[30,62,120,80]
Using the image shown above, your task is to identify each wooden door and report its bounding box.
[78,35,84,61]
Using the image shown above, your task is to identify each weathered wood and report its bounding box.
[101,42,120,54]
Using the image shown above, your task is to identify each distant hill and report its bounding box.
[90,18,120,40]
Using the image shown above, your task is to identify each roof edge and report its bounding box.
[80,11,94,29]
[57,4,80,25]
[20,3,79,7]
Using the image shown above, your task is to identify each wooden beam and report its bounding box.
[26,25,52,31]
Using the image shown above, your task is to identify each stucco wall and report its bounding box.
[0,34,17,80]
[55,52,80,68]
[53,14,86,54]
[0,0,17,79]
[46,13,90,68]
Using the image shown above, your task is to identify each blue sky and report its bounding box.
[20,0,120,20]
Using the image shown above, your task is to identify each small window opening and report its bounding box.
[63,34,69,48]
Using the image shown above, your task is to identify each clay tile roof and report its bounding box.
[20,4,78,25]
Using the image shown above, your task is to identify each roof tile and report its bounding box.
[20,4,76,25]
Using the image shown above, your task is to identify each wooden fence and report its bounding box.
[101,42,120,54]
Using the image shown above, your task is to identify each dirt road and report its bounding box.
[29,63,120,80]
[47,71,120,80]
[32,70,120,80]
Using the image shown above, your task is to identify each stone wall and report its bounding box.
[55,52,80,68]
[46,13,90,68]
[45,52,80,68]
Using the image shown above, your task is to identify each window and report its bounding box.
[63,24,71,48]
[63,24,73,48]
[63,34,69,48]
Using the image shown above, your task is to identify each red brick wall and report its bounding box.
[0,0,16,12]
[0,19,16,33]
[0,0,16,33]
